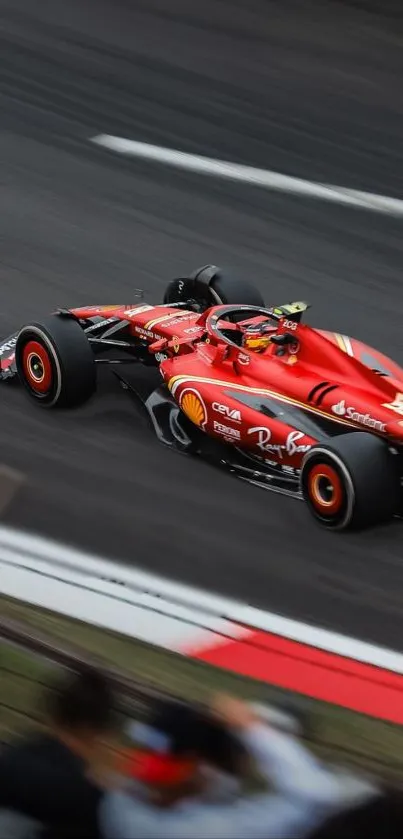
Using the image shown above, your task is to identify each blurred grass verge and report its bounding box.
[1,594,403,782]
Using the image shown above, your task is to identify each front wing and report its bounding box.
[0,333,18,380]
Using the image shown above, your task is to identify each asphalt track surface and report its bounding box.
[1,0,403,649]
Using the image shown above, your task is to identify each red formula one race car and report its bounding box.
[1,265,403,531]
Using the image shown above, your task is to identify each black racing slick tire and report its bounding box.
[300,432,400,531]
[163,264,265,310]
[15,316,96,408]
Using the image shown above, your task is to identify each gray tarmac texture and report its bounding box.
[1,0,403,647]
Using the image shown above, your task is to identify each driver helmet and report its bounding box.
[243,320,276,353]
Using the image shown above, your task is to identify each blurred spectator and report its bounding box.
[102,694,376,839]
[307,787,403,839]
[0,664,116,839]
[119,699,251,806]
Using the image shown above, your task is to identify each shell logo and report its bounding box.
[179,388,207,428]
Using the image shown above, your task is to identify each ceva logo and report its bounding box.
[331,399,346,416]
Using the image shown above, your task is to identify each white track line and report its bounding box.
[91,134,403,217]
[1,523,403,673]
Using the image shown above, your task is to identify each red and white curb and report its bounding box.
[182,629,403,725]
[1,524,403,724]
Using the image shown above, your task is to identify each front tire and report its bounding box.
[15,316,96,408]
[300,432,400,530]
[163,264,265,310]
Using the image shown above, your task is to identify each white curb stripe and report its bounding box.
[0,547,243,650]
[0,554,238,650]
[0,524,402,673]
[91,134,403,217]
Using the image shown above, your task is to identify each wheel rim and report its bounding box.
[307,463,344,516]
[21,341,53,394]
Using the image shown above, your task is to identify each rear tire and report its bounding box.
[15,316,96,408]
[300,432,400,530]
[163,264,265,310]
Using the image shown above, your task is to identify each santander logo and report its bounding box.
[331,399,346,416]
[331,399,386,433]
